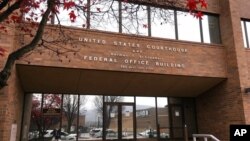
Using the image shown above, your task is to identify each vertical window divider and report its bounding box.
[133,96,137,140]
[41,94,45,133]
[155,97,159,139]
[174,10,178,40]
[244,21,250,48]
[76,94,80,141]
[102,95,105,140]
[119,1,122,33]
[60,94,63,130]
[87,0,90,29]
[147,6,151,37]
[199,18,204,43]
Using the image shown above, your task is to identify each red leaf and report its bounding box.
[64,1,75,10]
[69,10,76,22]
[186,0,197,11]
[194,11,204,19]
[200,1,208,9]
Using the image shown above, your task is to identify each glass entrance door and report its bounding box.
[104,103,135,141]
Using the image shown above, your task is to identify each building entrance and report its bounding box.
[104,103,135,141]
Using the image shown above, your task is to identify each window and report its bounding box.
[202,14,221,44]
[136,97,157,139]
[90,0,119,32]
[44,1,222,45]
[151,8,175,39]
[55,1,87,28]
[241,20,250,48]
[177,11,201,42]
[121,2,148,35]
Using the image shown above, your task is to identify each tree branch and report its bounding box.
[0,0,9,11]
[0,0,55,89]
[0,0,22,22]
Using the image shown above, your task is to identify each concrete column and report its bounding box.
[21,94,33,141]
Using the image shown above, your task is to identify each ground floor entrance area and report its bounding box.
[21,94,197,141]
[16,65,224,141]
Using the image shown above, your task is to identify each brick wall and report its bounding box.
[0,26,24,141]
[196,0,249,141]
[16,26,227,78]
[0,67,24,141]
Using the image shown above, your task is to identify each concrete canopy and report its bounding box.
[16,64,225,97]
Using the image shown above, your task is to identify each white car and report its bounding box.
[60,131,77,140]
[43,130,76,140]
[43,130,54,138]
[139,129,169,138]
[139,129,157,138]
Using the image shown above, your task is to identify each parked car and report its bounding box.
[89,128,102,137]
[43,129,76,140]
[60,131,77,140]
[90,128,117,138]
[139,129,169,138]
[139,129,157,138]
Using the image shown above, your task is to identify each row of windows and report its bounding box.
[29,1,250,48]
[50,0,222,44]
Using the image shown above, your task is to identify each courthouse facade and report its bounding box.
[1,0,250,141]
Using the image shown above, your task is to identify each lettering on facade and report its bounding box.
[78,37,187,70]
[82,55,118,63]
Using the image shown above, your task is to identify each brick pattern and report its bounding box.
[0,27,24,141]
[196,0,250,141]
[0,68,24,141]
[16,27,227,78]
[2,0,250,141]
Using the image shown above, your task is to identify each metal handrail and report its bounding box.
[193,134,220,141]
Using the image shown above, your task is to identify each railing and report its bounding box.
[193,134,220,141]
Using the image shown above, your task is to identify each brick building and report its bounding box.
[1,0,250,141]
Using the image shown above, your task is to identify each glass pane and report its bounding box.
[122,105,134,139]
[202,15,211,43]
[28,94,42,140]
[177,11,201,42]
[136,97,157,139]
[202,15,221,44]
[246,22,250,48]
[104,96,124,102]
[42,94,62,140]
[90,0,119,32]
[122,2,148,35]
[157,97,170,139]
[151,8,175,39]
[55,1,87,28]
[241,21,248,48]
[82,95,103,140]
[62,95,78,140]
[105,105,118,139]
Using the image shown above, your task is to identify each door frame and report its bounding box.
[103,102,136,141]
[169,104,185,140]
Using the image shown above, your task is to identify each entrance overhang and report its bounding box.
[16,64,225,97]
